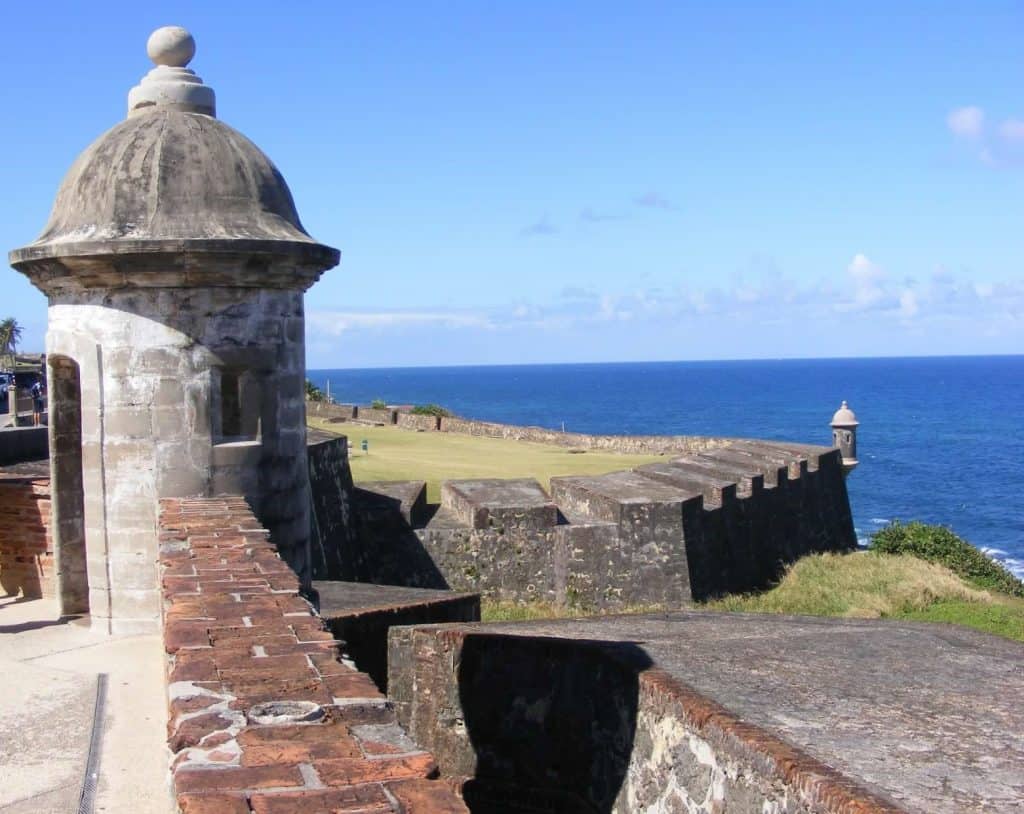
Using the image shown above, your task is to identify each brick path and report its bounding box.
[159,497,467,814]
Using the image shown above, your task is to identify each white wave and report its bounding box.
[999,558,1024,580]
[982,550,1024,580]
[869,517,890,525]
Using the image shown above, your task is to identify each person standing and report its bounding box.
[30,379,44,426]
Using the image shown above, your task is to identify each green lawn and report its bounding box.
[308,418,663,502]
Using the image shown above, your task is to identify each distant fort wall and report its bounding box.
[306,400,734,456]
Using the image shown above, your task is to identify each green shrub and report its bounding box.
[305,379,325,402]
[410,403,453,418]
[370,398,387,409]
[870,521,1023,597]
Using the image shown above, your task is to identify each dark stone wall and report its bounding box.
[0,426,48,465]
[307,435,357,581]
[387,627,837,813]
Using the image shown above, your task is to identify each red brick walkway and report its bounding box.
[159,497,467,814]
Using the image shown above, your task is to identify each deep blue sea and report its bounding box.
[309,356,1024,579]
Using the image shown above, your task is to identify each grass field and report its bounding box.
[308,417,663,502]
[702,551,1024,641]
[484,552,1024,640]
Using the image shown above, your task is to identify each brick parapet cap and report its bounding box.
[158,497,467,813]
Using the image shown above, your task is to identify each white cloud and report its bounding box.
[898,289,919,319]
[307,309,492,336]
[839,253,888,311]
[999,118,1024,143]
[306,261,1024,357]
[947,106,985,139]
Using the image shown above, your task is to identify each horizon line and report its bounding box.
[309,351,1024,374]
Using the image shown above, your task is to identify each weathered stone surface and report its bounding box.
[9,109,337,282]
[316,580,479,689]
[396,411,442,432]
[391,614,1024,814]
[441,478,558,531]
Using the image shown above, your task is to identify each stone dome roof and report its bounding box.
[831,401,858,426]
[16,111,333,258]
[9,26,338,278]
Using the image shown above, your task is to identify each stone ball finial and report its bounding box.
[146,26,196,67]
[128,25,215,118]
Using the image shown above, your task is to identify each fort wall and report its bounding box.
[327,440,856,607]
[306,399,733,456]
[307,435,357,581]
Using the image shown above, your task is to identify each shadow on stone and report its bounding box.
[343,487,450,588]
[455,635,652,813]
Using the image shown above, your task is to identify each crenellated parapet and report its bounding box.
[326,439,857,608]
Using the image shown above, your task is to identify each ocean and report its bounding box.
[309,356,1024,579]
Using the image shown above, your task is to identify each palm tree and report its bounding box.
[0,317,23,373]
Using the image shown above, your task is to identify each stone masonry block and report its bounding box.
[441,479,558,531]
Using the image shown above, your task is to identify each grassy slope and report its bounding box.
[308,417,662,502]
[704,551,1024,642]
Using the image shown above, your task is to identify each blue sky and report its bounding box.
[2,2,1022,367]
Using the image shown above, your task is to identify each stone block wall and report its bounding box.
[304,399,734,456]
[437,416,731,455]
[157,496,468,814]
[306,402,357,422]
[328,440,857,609]
[307,436,357,581]
[47,286,313,632]
[0,476,53,598]
[396,412,441,432]
[389,626,904,813]
[356,407,398,425]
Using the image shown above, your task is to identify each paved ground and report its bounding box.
[0,594,173,814]
[471,611,1024,814]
